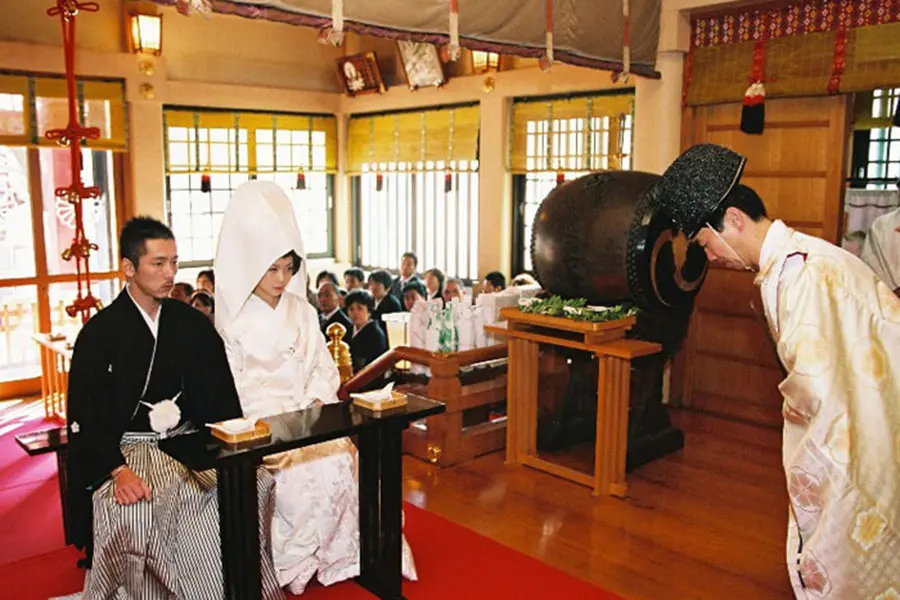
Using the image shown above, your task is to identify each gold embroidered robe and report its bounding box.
[755,223,900,599]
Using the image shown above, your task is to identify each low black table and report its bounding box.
[14,427,72,544]
[161,394,445,600]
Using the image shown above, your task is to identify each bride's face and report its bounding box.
[254,255,295,305]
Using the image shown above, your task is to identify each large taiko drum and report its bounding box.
[530,171,708,350]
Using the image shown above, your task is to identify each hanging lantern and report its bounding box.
[556,172,566,186]
[472,51,500,74]
[376,173,384,192]
[445,173,453,193]
[296,171,307,190]
[201,172,212,193]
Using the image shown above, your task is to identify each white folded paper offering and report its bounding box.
[349,382,395,404]
[207,417,256,435]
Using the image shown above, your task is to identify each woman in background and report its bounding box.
[344,290,389,390]
[196,268,215,294]
[422,268,445,303]
[189,289,215,321]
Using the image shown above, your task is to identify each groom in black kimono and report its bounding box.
[66,217,282,599]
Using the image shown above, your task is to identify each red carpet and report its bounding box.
[0,403,619,599]
[0,401,67,566]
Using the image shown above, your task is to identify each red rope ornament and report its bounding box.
[47,0,103,322]
[827,0,853,93]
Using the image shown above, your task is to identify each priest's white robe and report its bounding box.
[755,220,900,598]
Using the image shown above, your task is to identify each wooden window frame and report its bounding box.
[0,149,127,399]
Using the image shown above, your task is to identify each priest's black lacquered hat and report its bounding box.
[658,144,747,238]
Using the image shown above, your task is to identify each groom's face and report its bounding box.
[125,238,178,301]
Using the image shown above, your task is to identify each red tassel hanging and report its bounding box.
[296,171,306,190]
[556,172,566,186]
[200,172,212,193]
[740,18,768,136]
[740,82,766,135]
[375,173,384,192]
[444,173,453,193]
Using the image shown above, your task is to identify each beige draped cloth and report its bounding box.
[755,221,900,598]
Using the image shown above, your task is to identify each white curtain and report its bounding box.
[842,189,900,257]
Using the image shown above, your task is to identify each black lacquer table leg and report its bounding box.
[357,423,405,600]
[218,459,261,600]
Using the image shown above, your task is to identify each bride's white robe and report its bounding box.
[222,291,360,594]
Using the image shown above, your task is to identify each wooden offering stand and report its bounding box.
[339,344,508,467]
[486,307,661,498]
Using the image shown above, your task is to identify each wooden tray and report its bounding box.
[498,307,636,334]
[352,391,409,412]
[210,419,272,448]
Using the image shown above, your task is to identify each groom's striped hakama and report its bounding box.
[81,435,284,600]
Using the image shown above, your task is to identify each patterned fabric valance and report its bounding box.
[685,0,900,106]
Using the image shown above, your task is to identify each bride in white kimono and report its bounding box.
[214,181,416,594]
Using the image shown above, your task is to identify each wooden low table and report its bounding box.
[163,394,446,600]
[487,308,661,498]
[15,427,72,544]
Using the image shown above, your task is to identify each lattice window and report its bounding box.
[349,105,480,281]
[511,92,635,274]
[164,109,336,264]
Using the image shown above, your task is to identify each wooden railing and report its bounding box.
[0,299,81,375]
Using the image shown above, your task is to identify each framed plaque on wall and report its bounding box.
[336,52,387,97]
[397,41,446,90]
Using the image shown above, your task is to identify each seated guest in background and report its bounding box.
[317,281,352,339]
[304,274,319,311]
[343,267,366,292]
[315,270,339,289]
[170,281,194,303]
[423,268,445,302]
[511,273,538,287]
[482,271,506,294]
[443,276,465,304]
[401,279,428,311]
[66,217,282,599]
[860,205,900,296]
[345,290,389,389]
[196,268,215,295]
[390,251,420,303]
[368,270,402,326]
[190,289,215,321]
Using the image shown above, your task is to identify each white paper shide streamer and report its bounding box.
[448,0,461,61]
[176,0,212,17]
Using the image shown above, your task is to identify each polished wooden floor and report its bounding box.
[401,409,792,600]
